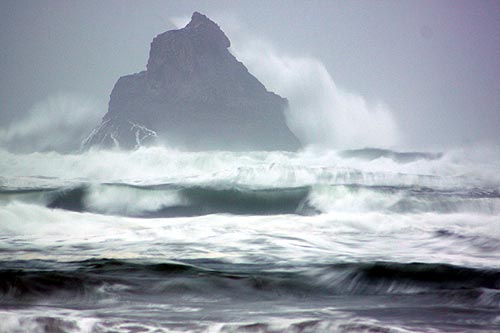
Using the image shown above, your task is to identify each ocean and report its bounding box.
[0,146,499,333]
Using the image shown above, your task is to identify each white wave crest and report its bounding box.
[0,146,498,189]
[83,185,186,216]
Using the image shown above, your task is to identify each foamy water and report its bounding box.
[1,146,499,332]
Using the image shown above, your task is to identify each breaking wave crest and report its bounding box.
[1,146,500,332]
[2,183,500,217]
[1,146,499,217]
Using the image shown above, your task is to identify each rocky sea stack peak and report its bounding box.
[82,12,300,151]
[184,11,230,48]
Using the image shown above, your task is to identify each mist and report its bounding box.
[169,15,400,150]
[1,1,499,152]
[0,93,103,153]
[231,38,400,149]
[1,3,500,331]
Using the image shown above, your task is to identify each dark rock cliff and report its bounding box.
[83,12,300,151]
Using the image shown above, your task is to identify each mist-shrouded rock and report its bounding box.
[83,12,300,151]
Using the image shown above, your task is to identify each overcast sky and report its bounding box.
[1,0,499,150]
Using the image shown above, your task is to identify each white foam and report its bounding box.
[1,201,499,268]
[0,146,498,189]
[83,185,186,216]
[307,185,403,213]
[0,309,98,333]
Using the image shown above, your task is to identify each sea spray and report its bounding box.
[231,39,400,149]
[0,93,103,153]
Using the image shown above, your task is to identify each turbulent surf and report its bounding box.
[1,146,499,332]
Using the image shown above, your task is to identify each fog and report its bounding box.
[1,1,499,152]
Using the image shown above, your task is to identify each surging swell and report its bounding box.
[2,182,499,217]
[1,259,499,306]
[47,184,313,217]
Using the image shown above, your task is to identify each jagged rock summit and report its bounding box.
[83,12,300,151]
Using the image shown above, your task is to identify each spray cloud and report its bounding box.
[0,93,103,153]
[231,38,400,150]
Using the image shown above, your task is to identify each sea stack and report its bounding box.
[83,12,301,151]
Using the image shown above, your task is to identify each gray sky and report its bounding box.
[1,0,499,150]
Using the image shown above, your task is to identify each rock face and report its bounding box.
[83,12,300,151]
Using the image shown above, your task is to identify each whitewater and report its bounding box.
[1,146,500,333]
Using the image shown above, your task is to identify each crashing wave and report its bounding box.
[80,118,157,150]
